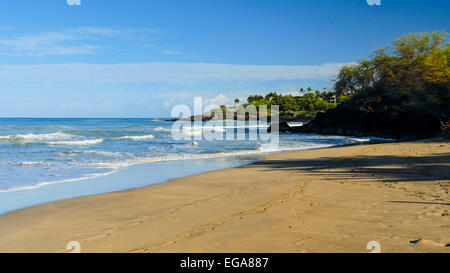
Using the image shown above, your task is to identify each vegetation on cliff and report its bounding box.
[215,90,338,121]
[188,31,449,137]
[297,32,450,139]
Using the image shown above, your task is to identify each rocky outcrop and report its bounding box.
[269,82,450,140]
[301,106,442,139]
[269,102,445,140]
[267,121,303,133]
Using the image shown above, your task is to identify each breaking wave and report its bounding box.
[46,138,104,146]
[114,135,155,141]
[0,132,72,143]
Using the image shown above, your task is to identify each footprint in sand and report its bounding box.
[162,241,177,247]
[409,239,449,248]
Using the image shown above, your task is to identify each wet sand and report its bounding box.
[0,139,449,253]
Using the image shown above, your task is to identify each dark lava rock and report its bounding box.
[268,104,443,139]
[267,121,303,133]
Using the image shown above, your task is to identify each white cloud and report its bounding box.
[204,94,229,106]
[158,92,194,108]
[0,62,349,84]
[0,27,155,56]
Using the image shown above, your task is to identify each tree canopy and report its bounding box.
[297,32,450,139]
[243,90,337,119]
[219,32,449,128]
[334,32,449,97]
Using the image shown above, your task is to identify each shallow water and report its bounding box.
[0,118,377,214]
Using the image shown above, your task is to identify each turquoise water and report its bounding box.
[0,118,374,214]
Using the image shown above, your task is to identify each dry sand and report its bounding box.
[0,139,449,253]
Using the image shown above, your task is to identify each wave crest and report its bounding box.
[0,132,72,143]
[46,138,104,146]
[115,135,154,141]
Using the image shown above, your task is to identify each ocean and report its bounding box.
[0,118,374,214]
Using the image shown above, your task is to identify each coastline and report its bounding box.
[0,156,261,216]
[0,139,448,253]
[0,134,377,216]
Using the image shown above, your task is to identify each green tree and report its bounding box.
[334,32,449,96]
[330,31,449,131]
[247,95,263,103]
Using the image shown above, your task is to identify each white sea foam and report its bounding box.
[46,138,104,146]
[1,149,262,193]
[63,136,377,171]
[17,161,46,166]
[181,125,226,136]
[0,161,48,166]
[115,135,154,141]
[287,122,304,127]
[0,132,380,194]
[0,132,72,143]
[153,127,171,132]
[57,150,131,157]
[98,141,355,168]
[0,169,118,193]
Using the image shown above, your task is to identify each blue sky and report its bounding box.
[0,0,448,117]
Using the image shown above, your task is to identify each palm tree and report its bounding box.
[306,87,312,92]
[234,98,240,106]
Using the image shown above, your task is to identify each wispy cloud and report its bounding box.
[0,27,155,56]
[0,63,346,117]
[203,94,230,106]
[0,62,349,84]
[162,50,184,55]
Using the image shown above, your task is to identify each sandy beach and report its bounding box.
[0,139,449,253]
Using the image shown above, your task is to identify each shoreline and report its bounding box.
[0,135,381,216]
[0,139,448,252]
[0,156,260,216]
